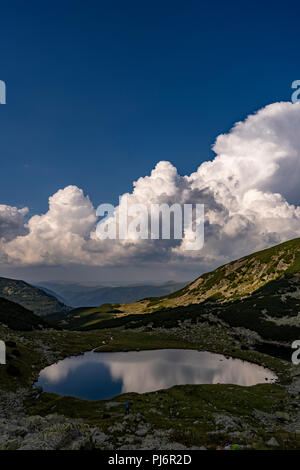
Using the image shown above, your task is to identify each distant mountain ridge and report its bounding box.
[0,277,70,316]
[36,280,187,307]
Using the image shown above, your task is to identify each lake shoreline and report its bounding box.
[0,321,299,449]
[35,348,278,401]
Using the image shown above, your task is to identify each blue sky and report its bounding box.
[0,0,299,213]
[1,1,300,283]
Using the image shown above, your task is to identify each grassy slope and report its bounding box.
[122,237,300,313]
[0,276,70,316]
[49,238,300,333]
[46,303,121,330]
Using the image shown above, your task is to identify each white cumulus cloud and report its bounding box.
[1,101,300,273]
[0,205,29,242]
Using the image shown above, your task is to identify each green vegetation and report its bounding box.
[50,238,300,334]
[26,382,300,450]
[1,238,300,449]
[94,330,196,352]
[0,276,70,316]
[0,300,298,450]
[46,303,121,329]
[0,297,49,331]
[51,272,300,344]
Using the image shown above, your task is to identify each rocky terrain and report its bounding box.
[0,389,204,450]
[0,315,299,450]
[1,239,300,450]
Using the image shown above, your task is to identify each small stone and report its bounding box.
[91,429,108,446]
[266,437,279,447]
[275,412,290,421]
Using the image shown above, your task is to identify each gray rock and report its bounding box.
[108,422,125,433]
[91,429,108,446]
[275,412,290,421]
[136,425,150,437]
[266,437,280,447]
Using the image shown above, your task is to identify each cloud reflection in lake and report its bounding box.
[35,349,277,400]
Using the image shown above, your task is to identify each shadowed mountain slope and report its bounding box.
[0,297,49,331]
[0,277,70,316]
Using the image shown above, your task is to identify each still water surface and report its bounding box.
[35,349,277,400]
